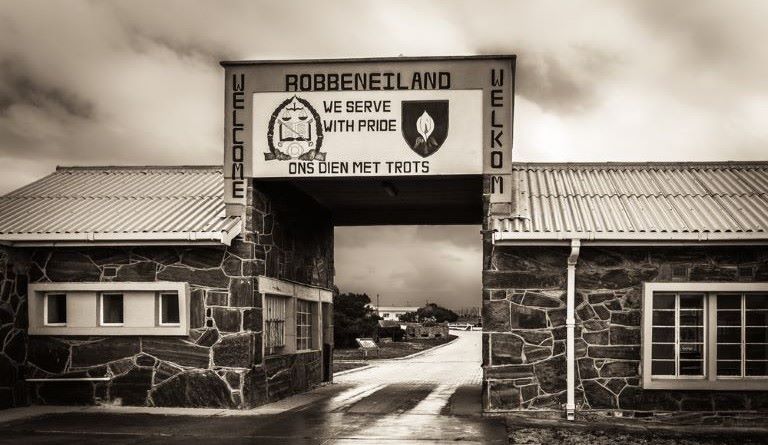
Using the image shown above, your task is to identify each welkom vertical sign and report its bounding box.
[222,56,514,215]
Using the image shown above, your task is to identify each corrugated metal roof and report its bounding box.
[493,162,768,242]
[0,166,241,244]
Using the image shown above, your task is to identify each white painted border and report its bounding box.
[642,282,768,390]
[158,292,181,327]
[42,293,67,327]
[99,293,125,326]
[29,282,189,336]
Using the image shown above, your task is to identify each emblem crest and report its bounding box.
[265,96,325,161]
[401,100,449,158]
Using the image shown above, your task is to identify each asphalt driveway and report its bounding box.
[0,330,506,444]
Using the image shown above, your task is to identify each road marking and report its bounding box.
[406,383,459,415]
[329,383,387,411]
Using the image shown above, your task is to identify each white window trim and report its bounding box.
[100,293,125,326]
[642,282,768,390]
[43,293,67,327]
[158,292,181,327]
[28,282,189,336]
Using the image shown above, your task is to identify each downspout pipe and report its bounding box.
[566,239,581,421]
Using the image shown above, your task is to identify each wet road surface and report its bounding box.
[0,331,506,444]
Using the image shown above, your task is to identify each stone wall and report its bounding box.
[483,245,768,415]
[0,246,27,409]
[1,180,333,409]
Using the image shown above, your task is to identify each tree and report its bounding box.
[333,292,381,348]
[398,303,459,323]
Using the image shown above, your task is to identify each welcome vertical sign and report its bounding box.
[222,56,515,216]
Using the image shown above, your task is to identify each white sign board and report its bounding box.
[251,90,482,177]
[222,56,515,211]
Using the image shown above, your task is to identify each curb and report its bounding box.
[333,364,373,377]
[392,334,459,360]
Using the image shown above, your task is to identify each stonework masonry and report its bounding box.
[0,180,333,409]
[482,244,768,416]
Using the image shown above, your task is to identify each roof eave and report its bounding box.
[0,221,243,247]
[493,231,768,246]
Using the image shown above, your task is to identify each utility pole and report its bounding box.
[376,294,380,316]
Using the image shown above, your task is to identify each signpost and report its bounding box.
[222,56,515,216]
[356,337,380,359]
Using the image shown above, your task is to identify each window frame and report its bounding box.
[296,299,315,352]
[158,292,181,327]
[43,293,67,326]
[100,292,125,326]
[264,294,288,353]
[28,282,189,336]
[643,282,768,390]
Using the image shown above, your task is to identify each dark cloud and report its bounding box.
[335,226,481,310]
[0,57,94,119]
[514,47,620,114]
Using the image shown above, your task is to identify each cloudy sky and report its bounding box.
[1,1,766,309]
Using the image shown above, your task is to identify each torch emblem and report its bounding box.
[401,100,449,158]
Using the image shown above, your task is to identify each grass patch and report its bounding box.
[334,335,457,361]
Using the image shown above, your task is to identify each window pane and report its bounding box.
[717,294,741,310]
[680,310,703,326]
[746,311,768,326]
[717,361,741,376]
[679,360,703,375]
[47,294,67,324]
[717,327,741,343]
[103,294,124,324]
[679,343,703,360]
[161,293,180,324]
[746,344,768,360]
[717,344,741,360]
[652,311,675,326]
[680,294,703,309]
[652,343,675,359]
[652,360,675,375]
[680,327,703,342]
[653,293,675,309]
[717,311,741,326]
[746,327,768,343]
[652,327,675,342]
[746,294,768,310]
[746,361,768,376]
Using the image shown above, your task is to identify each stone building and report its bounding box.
[0,166,334,409]
[483,162,768,418]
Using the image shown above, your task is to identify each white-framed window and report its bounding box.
[296,299,314,351]
[643,283,768,390]
[158,292,180,326]
[100,293,124,326]
[44,293,67,326]
[265,294,287,352]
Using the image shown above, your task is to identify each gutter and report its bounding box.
[566,239,581,421]
[493,231,768,242]
[0,224,242,247]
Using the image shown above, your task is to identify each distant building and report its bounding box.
[370,305,419,321]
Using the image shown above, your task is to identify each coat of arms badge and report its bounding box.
[265,96,325,161]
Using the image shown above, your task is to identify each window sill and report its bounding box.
[29,326,188,336]
[644,378,768,391]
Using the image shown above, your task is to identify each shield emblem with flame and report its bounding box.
[401,100,449,158]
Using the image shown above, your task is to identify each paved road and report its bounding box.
[0,330,506,444]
